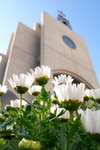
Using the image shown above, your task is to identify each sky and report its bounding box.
[0,0,100,85]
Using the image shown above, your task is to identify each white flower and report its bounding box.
[51,104,70,120]
[78,109,85,115]
[0,84,8,96]
[8,74,32,94]
[52,74,74,86]
[54,83,85,111]
[0,56,2,63]
[85,89,91,97]
[28,66,51,79]
[50,104,60,114]
[10,99,27,108]
[54,83,85,102]
[84,89,95,107]
[81,109,100,134]
[51,94,56,101]
[91,88,100,99]
[84,89,94,98]
[28,66,51,86]
[6,125,13,130]
[57,109,70,120]
[29,85,42,96]
[85,88,100,100]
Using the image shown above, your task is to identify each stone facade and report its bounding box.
[40,12,99,88]
[0,12,99,104]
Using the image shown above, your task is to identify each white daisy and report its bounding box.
[0,84,8,96]
[29,85,42,96]
[85,88,100,99]
[28,66,51,86]
[8,74,32,94]
[85,88,100,103]
[54,83,85,102]
[52,74,73,86]
[91,88,100,100]
[10,99,27,108]
[54,83,85,111]
[81,109,100,134]
[51,104,70,120]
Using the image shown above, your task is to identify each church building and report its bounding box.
[0,12,99,103]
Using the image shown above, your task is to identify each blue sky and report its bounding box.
[0,0,100,85]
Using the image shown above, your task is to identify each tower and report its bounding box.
[40,12,98,88]
[0,12,99,103]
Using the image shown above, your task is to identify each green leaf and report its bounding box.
[0,118,17,128]
[6,106,18,112]
[25,105,31,115]
[58,123,67,150]
[6,106,18,117]
[40,88,50,101]
[0,138,6,146]
[68,114,81,138]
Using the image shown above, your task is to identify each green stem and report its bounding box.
[20,94,22,111]
[66,140,70,150]
[19,94,22,133]
[0,96,2,113]
[66,122,70,150]
[96,142,100,150]
[66,111,73,150]
[69,111,73,122]
[42,101,45,120]
[42,85,45,88]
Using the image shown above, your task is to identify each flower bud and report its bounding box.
[19,138,41,150]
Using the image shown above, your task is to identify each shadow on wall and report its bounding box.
[2,90,18,106]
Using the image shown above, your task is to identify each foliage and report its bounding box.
[0,68,100,150]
